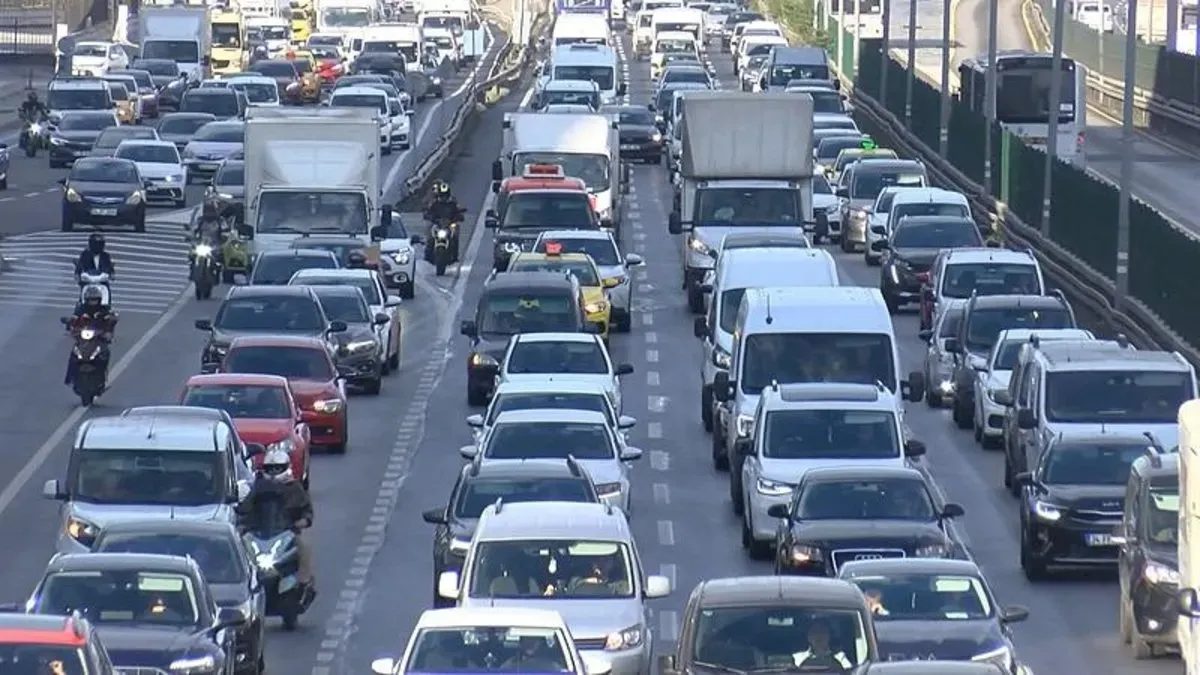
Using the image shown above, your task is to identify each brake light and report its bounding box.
[588,193,597,211]
[545,241,563,256]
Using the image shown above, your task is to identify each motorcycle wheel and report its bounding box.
[281,609,299,631]
[435,258,447,276]
[79,392,94,406]
[25,141,36,158]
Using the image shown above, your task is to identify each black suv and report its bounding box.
[878,215,983,313]
[195,285,347,371]
[1115,442,1180,658]
[1014,433,1149,580]
[421,457,600,606]
[946,292,1076,429]
[460,270,593,406]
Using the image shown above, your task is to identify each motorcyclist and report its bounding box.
[249,43,269,65]
[192,200,228,246]
[19,91,47,123]
[63,285,117,385]
[237,448,316,586]
[424,180,463,225]
[74,233,115,283]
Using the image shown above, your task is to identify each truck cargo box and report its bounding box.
[680,91,814,180]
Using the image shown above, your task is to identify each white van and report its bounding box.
[551,43,624,104]
[651,6,706,46]
[712,286,926,475]
[552,13,611,46]
[696,249,839,455]
[651,30,700,77]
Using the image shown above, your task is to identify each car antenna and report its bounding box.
[764,292,773,325]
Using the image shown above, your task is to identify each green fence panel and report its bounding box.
[1004,132,1044,227]
[947,100,986,185]
[909,76,941,149]
[1129,204,1200,344]
[884,57,907,118]
[840,24,855,77]
[1046,163,1118,278]
[856,38,883,94]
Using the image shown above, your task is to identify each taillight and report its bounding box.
[1076,132,1085,150]
[916,272,930,283]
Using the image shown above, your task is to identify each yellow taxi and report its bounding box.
[506,244,613,338]
[104,79,137,124]
[285,50,322,102]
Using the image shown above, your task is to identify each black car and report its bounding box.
[461,271,592,406]
[133,58,191,110]
[1116,444,1180,658]
[205,159,246,221]
[722,10,764,49]
[308,284,387,395]
[659,64,713,89]
[195,285,348,370]
[290,236,373,267]
[25,553,245,675]
[878,215,984,313]
[422,457,601,606]
[157,112,218,151]
[90,125,160,158]
[946,293,1075,429]
[48,110,119,168]
[839,558,1028,673]
[180,88,245,121]
[1015,433,1148,580]
[603,104,663,163]
[770,466,966,576]
[92,520,267,675]
[59,157,149,232]
[247,249,341,285]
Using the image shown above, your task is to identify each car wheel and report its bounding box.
[1020,527,1047,581]
[687,287,704,314]
[467,384,488,407]
[701,385,714,432]
[952,392,972,429]
[61,217,73,232]
[133,216,146,233]
[1119,595,1133,644]
[711,427,727,471]
[729,469,743,516]
[0,176,7,190]
[742,507,772,560]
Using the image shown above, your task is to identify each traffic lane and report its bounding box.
[0,280,447,675]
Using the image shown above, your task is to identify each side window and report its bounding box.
[1029,368,1043,416]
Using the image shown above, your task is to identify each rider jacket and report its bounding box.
[19,100,47,122]
[68,310,117,338]
[74,250,115,277]
[424,198,462,224]
[237,479,314,531]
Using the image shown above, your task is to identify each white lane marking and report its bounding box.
[646,349,658,362]
[640,310,652,325]
[22,192,38,198]
[653,483,670,504]
[647,395,667,412]
[648,421,663,439]
[0,286,193,516]
[649,450,670,471]
[644,331,657,344]
[657,520,675,546]
[646,370,660,387]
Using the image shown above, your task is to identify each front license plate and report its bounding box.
[90,207,118,216]
[620,144,639,150]
[1085,533,1114,546]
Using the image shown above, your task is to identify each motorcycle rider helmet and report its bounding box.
[26,91,38,104]
[87,232,105,254]
[260,448,293,482]
[346,250,368,268]
[433,180,451,202]
[81,284,104,310]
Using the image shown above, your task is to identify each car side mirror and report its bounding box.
[766,503,789,519]
[371,658,398,675]
[620,447,643,461]
[194,319,213,331]
[1013,471,1034,486]
[618,415,637,430]
[437,571,460,599]
[459,445,478,459]
[385,296,402,308]
[625,253,644,266]
[484,210,499,228]
[1001,606,1030,623]
[668,211,682,234]
[421,508,447,524]
[460,320,477,337]
[836,186,849,198]
[940,502,965,519]
[615,363,634,376]
[466,413,486,428]
[245,443,266,457]
[713,371,734,402]
[233,480,251,503]
[373,312,390,325]
[871,239,888,252]
[237,223,254,239]
[41,479,66,501]
[600,217,614,230]
[370,225,387,241]
[215,606,247,628]
[943,337,961,354]
[1017,409,1037,429]
[328,320,348,333]
[903,371,926,402]
[992,390,1014,406]
[903,439,926,458]
[693,317,707,338]
[917,329,932,343]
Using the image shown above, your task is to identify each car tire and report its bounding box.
[133,216,146,233]
[61,217,73,232]
[399,281,415,299]
[701,385,713,432]
[382,145,392,156]
[1019,528,1047,581]
[363,377,382,395]
[687,287,704,314]
[711,427,727,471]
[865,252,880,267]
[952,393,972,429]
[924,381,941,408]
[0,176,7,190]
[401,143,411,150]
[742,508,772,561]
[467,384,488,407]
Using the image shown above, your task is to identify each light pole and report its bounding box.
[1039,0,1068,236]
[983,0,998,188]
[938,0,952,157]
[1116,0,1138,309]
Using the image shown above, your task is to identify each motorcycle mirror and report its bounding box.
[59,316,70,325]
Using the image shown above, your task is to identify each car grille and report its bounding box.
[116,668,169,675]
[1071,509,1122,522]
[574,638,608,650]
[830,548,905,571]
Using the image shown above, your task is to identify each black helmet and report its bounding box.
[26,91,37,103]
[87,232,105,254]
[82,285,103,306]
[346,250,368,268]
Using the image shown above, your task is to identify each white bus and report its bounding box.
[958,50,1087,164]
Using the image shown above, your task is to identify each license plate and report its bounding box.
[620,144,639,150]
[90,207,117,216]
[1085,533,1114,546]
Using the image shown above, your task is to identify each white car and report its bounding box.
[71,41,129,76]
[387,97,411,150]
[227,75,281,107]
[198,78,233,89]
[495,333,634,413]
[864,186,912,266]
[113,140,186,207]
[376,211,422,298]
[288,268,405,375]
[530,230,644,333]
[327,86,395,155]
[467,379,639,443]
[812,171,841,244]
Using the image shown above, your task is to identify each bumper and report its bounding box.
[1132,582,1180,645]
[384,263,415,287]
[48,144,91,163]
[301,409,348,445]
[185,160,224,178]
[881,273,922,304]
[748,486,789,542]
[618,142,663,161]
[146,180,185,204]
[979,397,1005,437]
[1028,519,1121,566]
[578,644,647,675]
[586,310,611,338]
[64,201,144,225]
[391,131,410,148]
[338,354,383,382]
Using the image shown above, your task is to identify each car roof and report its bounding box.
[494,379,609,395]
[115,139,177,150]
[535,229,615,242]
[257,248,338,260]
[837,557,983,578]
[802,466,926,483]
[493,409,609,425]
[471,459,588,479]
[228,284,320,298]
[694,576,866,607]
[415,607,570,630]
[45,552,196,574]
[514,332,599,344]
[94,518,239,539]
[291,267,374,279]
[161,112,218,121]
[333,85,388,96]
[0,614,89,646]
[478,501,627,540]
[228,335,328,349]
[483,271,575,291]
[969,294,1065,309]
[76,415,224,452]
[184,373,290,388]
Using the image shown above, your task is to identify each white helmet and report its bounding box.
[261,448,292,482]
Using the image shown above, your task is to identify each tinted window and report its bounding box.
[847,573,992,621]
[964,306,1072,352]
[296,275,382,305]
[224,345,334,380]
[182,92,240,116]
[134,59,179,76]
[253,61,297,77]
[1042,442,1146,484]
[455,478,594,518]
[1045,371,1193,424]
[331,93,387,113]
[500,192,596,229]
[478,292,578,334]
[71,160,138,183]
[215,162,245,186]
[506,340,607,374]
[181,384,292,419]
[213,296,325,331]
[159,115,214,135]
[38,571,201,626]
[313,291,371,323]
[891,219,982,248]
[798,478,936,520]
[95,533,246,583]
[508,259,600,285]
[852,168,926,199]
[486,422,614,460]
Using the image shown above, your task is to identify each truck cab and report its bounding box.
[210,10,246,75]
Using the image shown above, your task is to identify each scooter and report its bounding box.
[188,238,221,300]
[60,317,110,406]
[242,498,315,631]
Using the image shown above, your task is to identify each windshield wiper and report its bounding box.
[692,662,747,674]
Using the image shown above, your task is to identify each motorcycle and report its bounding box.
[76,271,111,289]
[60,317,110,406]
[424,207,466,276]
[188,237,221,300]
[19,115,47,158]
[241,497,315,631]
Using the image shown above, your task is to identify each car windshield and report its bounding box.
[193,124,244,143]
[38,570,200,627]
[835,150,895,173]
[478,293,577,334]
[95,533,246,584]
[59,114,114,131]
[406,626,573,673]
[554,65,615,90]
[48,89,108,110]
[851,169,925,200]
[0,646,86,674]
[1044,371,1193,424]
[215,163,244,186]
[486,422,614,460]
[95,128,157,149]
[489,393,611,425]
[508,259,600,285]
[656,38,694,53]
[892,220,981,248]
[512,153,609,193]
[964,306,1072,352]
[534,238,620,266]
[183,92,239,116]
[847,573,992,621]
[664,68,708,85]
[214,296,326,332]
[250,254,337,284]
[764,410,900,459]
[313,291,370,323]
[159,115,213,135]
[992,340,1025,369]
[770,62,829,86]
[181,383,292,419]
[456,478,594,518]
[331,93,387,113]
[469,539,634,598]
[692,607,868,671]
[1041,442,1146,485]
[614,108,655,125]
[74,43,108,57]
[941,263,1041,298]
[1146,488,1179,544]
[259,192,370,235]
[115,70,154,88]
[71,161,138,183]
[500,192,597,229]
[813,173,833,195]
[695,187,800,225]
[803,89,842,113]
[718,289,746,334]
[506,340,607,374]
[253,61,296,77]
[297,275,382,305]
[224,345,334,380]
[116,144,180,164]
[231,80,278,103]
[72,449,221,505]
[798,478,937,520]
[892,202,971,222]
[743,332,896,393]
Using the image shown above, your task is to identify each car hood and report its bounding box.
[378,236,414,253]
[89,146,120,157]
[232,418,294,444]
[984,371,1011,393]
[135,161,183,178]
[334,324,377,345]
[691,224,802,250]
[210,327,326,345]
[500,373,614,394]
[470,336,510,361]
[874,620,1006,661]
[161,132,193,146]
[289,378,340,404]
[791,519,947,548]
[69,180,138,197]
[57,130,103,143]
[469,598,643,642]
[96,624,213,663]
[891,247,942,267]
[813,193,839,209]
[619,124,658,137]
[70,502,231,532]
[185,141,242,158]
[1043,484,1125,511]
[759,457,902,485]
[1046,422,1179,449]
[214,185,245,198]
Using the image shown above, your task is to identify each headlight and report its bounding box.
[50,135,67,145]
[343,339,378,354]
[435,229,450,240]
[78,328,97,341]
[971,646,1013,671]
[987,388,1007,403]
[651,131,662,142]
[914,543,951,557]
[193,243,213,256]
[595,482,622,496]
[311,398,343,413]
[735,413,754,438]
[1144,561,1180,585]
[584,300,609,313]
[448,536,471,554]
[165,173,183,182]
[169,655,216,673]
[712,346,731,369]
[789,544,823,564]
[66,517,99,545]
[393,247,412,264]
[755,478,792,496]
[1034,500,1063,522]
[431,76,442,85]
[604,624,645,651]
[65,187,81,202]
[218,192,234,199]
[126,191,144,205]
[688,237,710,255]
[267,438,294,454]
[470,353,498,368]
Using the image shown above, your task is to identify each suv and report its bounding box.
[195,285,348,371]
[920,247,1044,331]
[421,458,602,606]
[0,613,115,673]
[485,164,600,270]
[736,383,927,557]
[436,501,671,675]
[460,270,592,406]
[42,414,249,553]
[658,576,877,675]
[121,404,257,488]
[946,292,1076,429]
[1115,443,1181,658]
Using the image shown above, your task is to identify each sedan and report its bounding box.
[59,157,148,232]
[878,216,983,313]
[157,111,217,151]
[109,68,161,118]
[48,110,119,168]
[288,267,404,375]
[205,158,246,221]
[305,284,388,395]
[531,229,644,333]
[90,125,159,158]
[183,120,246,183]
[602,104,663,164]
[114,139,187,207]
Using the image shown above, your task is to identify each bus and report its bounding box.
[958,50,1087,164]
[825,0,882,39]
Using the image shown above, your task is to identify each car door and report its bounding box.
[1018,368,1043,472]
[377,272,402,353]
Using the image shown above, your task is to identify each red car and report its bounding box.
[219,335,350,453]
[180,373,313,488]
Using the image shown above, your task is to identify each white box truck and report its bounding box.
[139,7,211,81]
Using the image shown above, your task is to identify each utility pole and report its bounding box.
[1039,0,1068,236]
[1116,0,1138,309]
[880,0,891,102]
[904,0,916,125]
[983,0,998,188]
[938,0,952,156]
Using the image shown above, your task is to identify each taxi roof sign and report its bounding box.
[523,164,566,179]
[545,241,564,256]
[860,137,878,150]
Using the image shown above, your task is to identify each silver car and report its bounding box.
[183,120,245,183]
[919,302,965,407]
[530,230,644,334]
[467,379,638,444]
